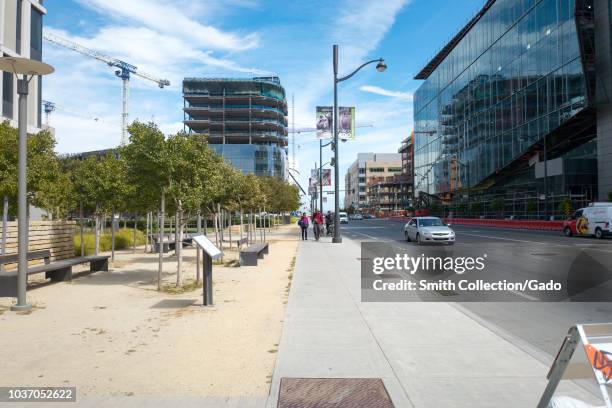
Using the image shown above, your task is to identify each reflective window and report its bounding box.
[413,0,586,196]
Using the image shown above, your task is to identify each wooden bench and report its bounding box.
[0,250,110,297]
[239,243,269,266]
[149,234,192,253]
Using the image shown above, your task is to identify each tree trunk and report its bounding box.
[145,212,149,253]
[174,211,179,257]
[176,207,183,287]
[214,208,219,247]
[250,212,253,244]
[229,210,233,249]
[196,210,202,285]
[111,210,116,262]
[239,208,244,242]
[79,203,85,257]
[1,195,8,272]
[133,216,137,252]
[94,208,100,256]
[158,191,165,291]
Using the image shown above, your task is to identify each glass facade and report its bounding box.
[209,144,285,178]
[413,0,597,216]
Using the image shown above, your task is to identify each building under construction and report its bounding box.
[183,77,288,178]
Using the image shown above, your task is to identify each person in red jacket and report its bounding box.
[311,210,324,241]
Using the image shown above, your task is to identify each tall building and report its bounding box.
[0,0,46,131]
[344,153,402,211]
[183,77,288,178]
[413,0,612,216]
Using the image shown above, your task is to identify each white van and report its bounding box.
[339,212,349,224]
[563,203,612,239]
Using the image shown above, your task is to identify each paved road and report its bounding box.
[341,218,612,361]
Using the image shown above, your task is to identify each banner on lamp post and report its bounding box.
[338,106,355,141]
[316,106,333,139]
[310,169,332,187]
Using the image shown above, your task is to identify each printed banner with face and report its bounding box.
[338,106,355,141]
[321,169,331,186]
[316,106,333,139]
[310,169,332,187]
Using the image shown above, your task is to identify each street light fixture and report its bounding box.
[332,44,386,243]
[0,57,54,312]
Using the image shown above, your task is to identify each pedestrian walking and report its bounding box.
[325,211,333,236]
[298,212,309,240]
[311,210,324,241]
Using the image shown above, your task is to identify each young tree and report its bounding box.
[0,122,65,261]
[165,132,218,287]
[70,153,129,257]
[121,122,170,290]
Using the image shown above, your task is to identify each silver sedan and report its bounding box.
[404,216,455,245]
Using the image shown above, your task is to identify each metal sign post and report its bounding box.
[202,250,213,306]
[537,323,612,408]
[192,235,223,307]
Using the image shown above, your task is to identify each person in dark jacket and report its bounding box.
[298,213,309,240]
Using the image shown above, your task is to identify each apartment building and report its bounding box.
[344,153,402,210]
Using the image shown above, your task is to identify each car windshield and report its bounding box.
[419,218,444,227]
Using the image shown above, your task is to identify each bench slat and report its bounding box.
[0,250,51,265]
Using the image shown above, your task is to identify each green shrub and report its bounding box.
[74,228,146,256]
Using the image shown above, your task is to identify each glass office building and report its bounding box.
[413,0,605,216]
[183,77,288,178]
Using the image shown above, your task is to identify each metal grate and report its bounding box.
[277,378,395,408]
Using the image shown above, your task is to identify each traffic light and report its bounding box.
[331,157,336,167]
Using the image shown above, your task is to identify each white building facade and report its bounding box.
[0,0,46,132]
[344,153,402,211]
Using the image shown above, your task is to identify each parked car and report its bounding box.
[363,214,376,219]
[404,216,455,245]
[352,213,363,220]
[563,203,612,239]
[339,212,349,224]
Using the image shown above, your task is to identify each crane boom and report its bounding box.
[43,31,170,145]
[42,99,118,127]
[43,32,170,87]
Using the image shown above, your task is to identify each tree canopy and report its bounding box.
[0,120,302,220]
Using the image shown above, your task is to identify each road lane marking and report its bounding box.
[459,232,548,244]
[344,229,394,241]
[458,232,612,254]
[509,290,539,301]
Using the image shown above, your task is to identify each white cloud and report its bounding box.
[359,85,413,100]
[74,0,259,51]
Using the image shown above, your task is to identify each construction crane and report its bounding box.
[288,124,373,149]
[42,99,118,127]
[43,31,170,145]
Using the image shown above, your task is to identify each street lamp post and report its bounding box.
[332,44,386,243]
[0,57,54,311]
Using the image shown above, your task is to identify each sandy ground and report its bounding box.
[0,224,299,398]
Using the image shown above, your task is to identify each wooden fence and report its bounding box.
[0,221,76,269]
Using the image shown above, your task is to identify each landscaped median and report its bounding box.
[388,216,564,231]
[0,223,300,401]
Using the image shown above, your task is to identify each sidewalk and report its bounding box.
[267,235,600,407]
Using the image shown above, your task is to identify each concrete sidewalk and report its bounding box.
[267,235,600,407]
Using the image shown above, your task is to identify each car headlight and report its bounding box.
[449,230,455,236]
[423,231,432,236]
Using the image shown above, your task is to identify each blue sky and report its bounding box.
[43,0,484,209]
